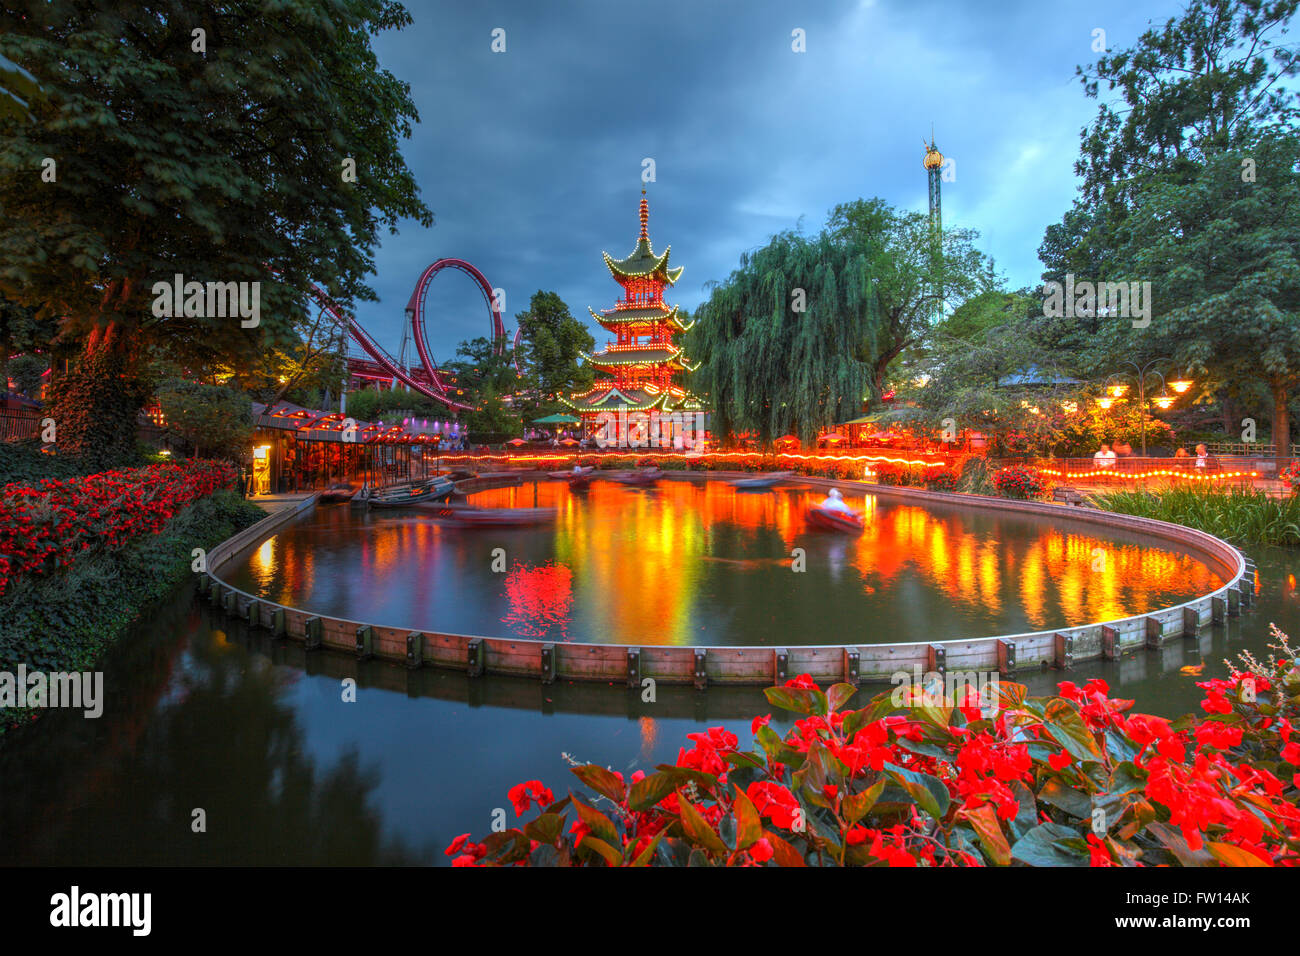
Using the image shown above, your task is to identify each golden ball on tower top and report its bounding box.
[922,138,944,170]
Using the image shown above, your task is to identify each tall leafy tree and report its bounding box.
[515,290,593,414]
[1076,0,1299,206]
[689,230,877,444]
[825,199,997,399]
[0,0,431,466]
[1118,136,1300,452]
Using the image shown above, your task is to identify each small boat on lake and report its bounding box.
[805,504,865,534]
[729,471,794,490]
[320,482,358,503]
[609,467,662,486]
[367,476,456,509]
[549,466,594,488]
[420,502,558,526]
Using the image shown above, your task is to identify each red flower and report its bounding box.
[749,838,774,863]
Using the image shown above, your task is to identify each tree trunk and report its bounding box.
[1273,380,1291,464]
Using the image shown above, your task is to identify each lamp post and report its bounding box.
[1098,360,1192,457]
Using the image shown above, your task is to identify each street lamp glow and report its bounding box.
[1097,397,1114,410]
[1107,384,1129,399]
[1169,379,1193,394]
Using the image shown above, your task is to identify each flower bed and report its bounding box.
[0,460,236,597]
[992,465,1051,500]
[448,629,1300,866]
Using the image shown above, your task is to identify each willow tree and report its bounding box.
[689,231,878,444]
[0,1,431,466]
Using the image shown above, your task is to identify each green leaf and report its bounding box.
[676,790,730,856]
[522,812,565,845]
[627,771,678,811]
[570,765,626,803]
[572,795,620,847]
[1038,777,1093,818]
[580,835,624,867]
[827,682,859,713]
[762,828,807,867]
[630,831,666,867]
[959,803,1012,866]
[764,685,828,717]
[842,778,887,825]
[883,763,950,821]
[1043,699,1104,763]
[843,692,900,738]
[731,786,763,850]
[1206,841,1269,867]
[1010,822,1089,866]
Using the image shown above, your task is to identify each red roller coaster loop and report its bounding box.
[299,258,508,412]
[405,258,507,398]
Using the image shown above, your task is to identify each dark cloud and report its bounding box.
[352,0,1185,363]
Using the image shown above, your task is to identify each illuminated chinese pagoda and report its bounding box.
[563,189,703,430]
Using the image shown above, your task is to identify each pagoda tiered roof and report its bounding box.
[600,190,684,284]
[560,383,705,415]
[602,243,683,284]
[582,342,698,372]
[589,303,694,332]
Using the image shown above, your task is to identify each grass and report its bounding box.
[1091,485,1300,546]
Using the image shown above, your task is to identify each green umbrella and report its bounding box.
[531,413,581,424]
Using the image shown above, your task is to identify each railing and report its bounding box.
[0,408,40,442]
[1020,456,1262,483]
[1205,441,1300,458]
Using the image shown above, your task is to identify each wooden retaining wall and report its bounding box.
[200,476,1255,688]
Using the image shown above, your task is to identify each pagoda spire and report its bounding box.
[638,187,649,243]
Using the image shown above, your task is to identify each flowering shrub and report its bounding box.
[1280,462,1300,495]
[992,465,1050,500]
[871,463,928,487]
[924,467,960,492]
[0,460,235,596]
[449,630,1300,866]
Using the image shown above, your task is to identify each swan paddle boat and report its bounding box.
[805,488,865,534]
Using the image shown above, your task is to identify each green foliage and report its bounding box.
[956,455,996,495]
[1094,485,1300,545]
[0,0,430,459]
[691,199,996,446]
[689,229,874,445]
[5,353,44,397]
[0,440,96,484]
[45,343,154,472]
[344,387,452,424]
[0,489,264,732]
[446,337,523,443]
[515,290,594,413]
[156,379,253,461]
[1041,1,1300,452]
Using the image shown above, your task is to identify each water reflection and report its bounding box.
[1,546,1293,867]
[223,479,1223,648]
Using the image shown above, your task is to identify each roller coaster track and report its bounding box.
[303,258,508,412]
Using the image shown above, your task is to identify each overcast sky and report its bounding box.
[354,0,1187,365]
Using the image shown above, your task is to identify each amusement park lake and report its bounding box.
[5,478,1294,867]
[222,478,1223,648]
